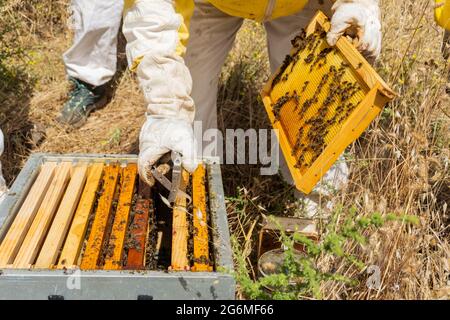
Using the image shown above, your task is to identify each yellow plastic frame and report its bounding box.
[261,11,396,194]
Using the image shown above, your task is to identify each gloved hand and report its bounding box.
[138,116,199,186]
[0,128,8,204]
[327,0,382,62]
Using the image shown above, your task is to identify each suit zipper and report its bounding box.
[263,0,276,22]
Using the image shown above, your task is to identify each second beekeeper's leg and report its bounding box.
[264,0,348,216]
[59,0,124,126]
[185,1,244,158]
[63,0,123,86]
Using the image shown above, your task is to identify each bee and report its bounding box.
[292,90,299,102]
[307,35,321,52]
[299,98,314,116]
[291,29,306,48]
[304,54,315,64]
[271,54,293,89]
[295,154,306,168]
[290,55,302,72]
[301,81,310,93]
[272,93,291,120]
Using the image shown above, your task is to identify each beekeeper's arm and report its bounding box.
[327,0,382,61]
[122,0,198,185]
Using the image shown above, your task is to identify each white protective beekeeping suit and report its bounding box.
[0,129,8,204]
[63,0,124,86]
[123,0,382,212]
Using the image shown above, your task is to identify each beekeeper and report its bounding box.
[435,0,450,30]
[57,0,124,126]
[122,0,382,207]
[0,129,7,203]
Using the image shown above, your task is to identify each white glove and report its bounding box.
[0,128,8,204]
[138,116,199,186]
[327,0,382,61]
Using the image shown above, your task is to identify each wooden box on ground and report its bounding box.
[258,216,319,258]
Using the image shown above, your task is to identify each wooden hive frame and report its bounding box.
[12,162,72,269]
[80,163,121,270]
[170,169,191,271]
[191,163,212,272]
[261,11,396,194]
[124,180,152,270]
[57,163,104,269]
[0,162,57,268]
[104,164,138,270]
[35,163,88,268]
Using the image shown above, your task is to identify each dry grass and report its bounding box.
[0,0,448,299]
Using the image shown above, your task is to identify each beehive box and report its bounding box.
[0,153,234,300]
[261,11,396,194]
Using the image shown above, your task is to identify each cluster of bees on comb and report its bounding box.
[271,29,363,171]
